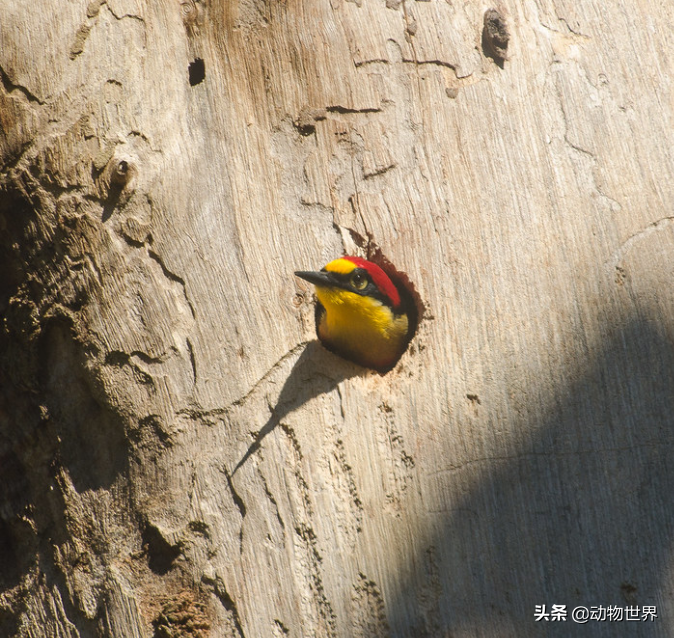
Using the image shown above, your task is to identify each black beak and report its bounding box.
[295,270,337,288]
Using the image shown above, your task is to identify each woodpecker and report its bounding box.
[295,256,412,373]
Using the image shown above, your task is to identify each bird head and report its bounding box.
[295,256,402,311]
[295,256,411,372]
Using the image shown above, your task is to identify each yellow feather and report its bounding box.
[323,258,359,275]
[315,287,408,370]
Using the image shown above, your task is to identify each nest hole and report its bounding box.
[188,58,205,86]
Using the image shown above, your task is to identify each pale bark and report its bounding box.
[1,1,673,637]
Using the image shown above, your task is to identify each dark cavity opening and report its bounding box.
[143,522,181,575]
[188,58,205,86]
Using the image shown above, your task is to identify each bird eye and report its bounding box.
[350,271,368,290]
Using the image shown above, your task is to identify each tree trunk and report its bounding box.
[2,1,674,636]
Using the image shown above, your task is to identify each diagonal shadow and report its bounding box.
[231,340,363,475]
[387,316,674,637]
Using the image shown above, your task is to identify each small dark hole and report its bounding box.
[482,9,509,68]
[295,122,316,136]
[143,523,181,574]
[188,58,205,86]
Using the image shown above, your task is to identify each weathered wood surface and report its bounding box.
[1,1,674,636]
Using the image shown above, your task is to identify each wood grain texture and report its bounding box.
[1,1,673,636]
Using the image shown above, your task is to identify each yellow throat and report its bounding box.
[315,285,408,371]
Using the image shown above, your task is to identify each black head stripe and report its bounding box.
[322,268,393,307]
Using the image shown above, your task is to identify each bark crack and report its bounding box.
[202,575,246,637]
[558,16,589,38]
[609,216,674,272]
[222,467,247,554]
[147,248,196,320]
[105,347,172,366]
[354,58,389,68]
[0,64,45,105]
[259,470,285,532]
[335,384,345,420]
[410,58,459,71]
[105,2,145,22]
[70,1,145,60]
[325,105,382,115]
[186,337,197,385]
[550,65,623,216]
